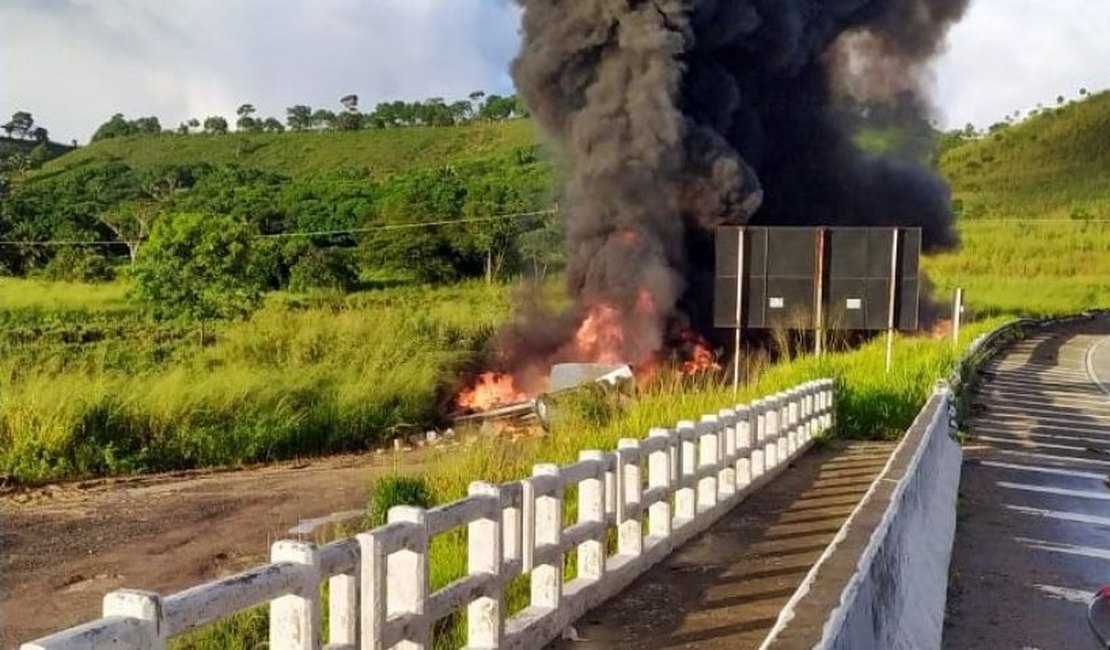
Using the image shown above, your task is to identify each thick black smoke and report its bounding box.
[497,0,968,385]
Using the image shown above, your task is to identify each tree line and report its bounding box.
[91,92,527,142]
[0,149,563,321]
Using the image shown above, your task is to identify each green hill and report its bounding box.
[926,90,1110,315]
[39,120,539,179]
[940,90,1110,221]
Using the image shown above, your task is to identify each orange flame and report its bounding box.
[574,304,627,365]
[678,331,721,375]
[457,372,530,411]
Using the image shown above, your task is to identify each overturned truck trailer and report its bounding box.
[453,364,634,429]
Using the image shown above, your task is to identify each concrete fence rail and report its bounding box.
[22,379,835,650]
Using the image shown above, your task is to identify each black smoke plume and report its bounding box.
[494,0,969,390]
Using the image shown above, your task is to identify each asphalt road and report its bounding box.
[945,316,1110,649]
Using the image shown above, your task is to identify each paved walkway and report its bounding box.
[548,440,896,650]
[946,317,1110,649]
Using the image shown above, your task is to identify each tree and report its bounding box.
[132,212,264,341]
[236,104,258,132]
[311,109,336,130]
[262,117,285,133]
[133,116,162,135]
[336,111,362,131]
[340,94,359,113]
[286,105,312,130]
[31,126,48,143]
[98,201,160,265]
[4,111,34,139]
[188,118,201,131]
[203,116,229,134]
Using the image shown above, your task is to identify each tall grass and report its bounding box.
[923,221,1110,317]
[0,280,511,484]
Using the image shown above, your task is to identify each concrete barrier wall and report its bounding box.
[819,391,962,650]
[761,388,962,650]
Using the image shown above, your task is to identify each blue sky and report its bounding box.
[2,0,1108,143]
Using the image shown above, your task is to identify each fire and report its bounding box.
[574,304,627,365]
[457,372,530,411]
[677,331,721,375]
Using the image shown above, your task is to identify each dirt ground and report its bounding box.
[0,450,427,646]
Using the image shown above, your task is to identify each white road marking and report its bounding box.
[998,481,1110,501]
[988,449,1110,468]
[977,435,1097,454]
[1007,504,1110,527]
[972,427,1110,447]
[979,461,1106,481]
[1087,337,1110,398]
[978,390,1110,409]
[974,408,1110,427]
[970,419,1110,437]
[1033,583,1094,604]
[1017,537,1110,561]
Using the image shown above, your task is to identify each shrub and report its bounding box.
[288,248,359,293]
[42,247,115,282]
[368,475,435,527]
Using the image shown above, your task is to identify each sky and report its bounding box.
[2,0,1109,144]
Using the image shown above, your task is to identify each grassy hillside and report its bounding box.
[926,89,1110,315]
[38,120,539,179]
[940,90,1110,222]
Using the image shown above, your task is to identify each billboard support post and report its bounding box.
[885,228,900,374]
[732,227,746,398]
[814,228,827,357]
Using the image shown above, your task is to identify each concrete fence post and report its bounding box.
[675,421,698,525]
[386,507,429,649]
[531,464,563,611]
[735,406,753,488]
[468,482,504,648]
[502,482,523,572]
[647,428,673,540]
[618,439,644,557]
[718,409,738,499]
[521,479,535,574]
[787,389,801,455]
[753,401,768,479]
[803,384,815,440]
[269,540,321,650]
[329,571,358,648]
[577,452,607,581]
[777,394,791,461]
[103,589,166,650]
[697,416,720,513]
[764,398,780,470]
[356,530,386,649]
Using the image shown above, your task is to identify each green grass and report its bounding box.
[921,89,1110,317]
[37,121,539,179]
[923,220,1110,317]
[0,280,512,484]
[940,90,1110,222]
[0,277,130,313]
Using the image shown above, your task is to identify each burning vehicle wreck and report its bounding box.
[455,0,968,416]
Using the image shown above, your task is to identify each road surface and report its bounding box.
[946,316,1110,648]
[548,440,896,649]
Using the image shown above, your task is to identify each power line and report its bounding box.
[0,208,560,247]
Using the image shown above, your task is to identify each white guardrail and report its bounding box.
[22,379,835,650]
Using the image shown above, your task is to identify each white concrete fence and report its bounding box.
[22,379,834,650]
